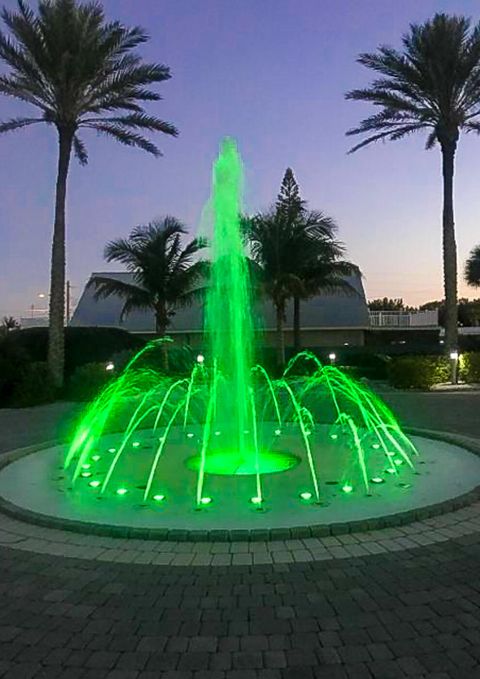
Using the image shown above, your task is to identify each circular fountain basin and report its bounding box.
[0,428,479,539]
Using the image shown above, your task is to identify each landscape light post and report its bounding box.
[449,350,459,385]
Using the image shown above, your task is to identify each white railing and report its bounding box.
[369,309,439,328]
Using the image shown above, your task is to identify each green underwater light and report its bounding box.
[300,491,312,500]
[342,484,353,494]
[116,488,128,496]
[153,494,165,502]
[185,450,298,476]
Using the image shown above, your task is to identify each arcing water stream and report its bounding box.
[65,139,418,512]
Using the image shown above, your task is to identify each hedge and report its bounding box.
[1,326,145,376]
[388,355,450,389]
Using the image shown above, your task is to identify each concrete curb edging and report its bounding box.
[0,429,478,542]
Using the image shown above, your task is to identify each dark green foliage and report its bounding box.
[420,298,480,327]
[388,356,450,389]
[67,362,113,402]
[346,14,480,152]
[276,168,305,223]
[11,362,56,407]
[368,298,411,311]
[0,342,30,405]
[1,327,145,376]
[0,0,177,162]
[110,343,196,376]
[460,352,480,382]
[465,245,480,288]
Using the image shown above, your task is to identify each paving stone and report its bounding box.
[0,406,479,679]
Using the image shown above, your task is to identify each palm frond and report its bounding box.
[346,14,480,151]
[88,274,152,307]
[81,112,178,137]
[103,238,142,268]
[86,122,162,156]
[465,244,480,287]
[0,116,41,133]
[0,0,177,163]
[73,134,88,165]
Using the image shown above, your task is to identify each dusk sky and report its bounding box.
[1,0,480,319]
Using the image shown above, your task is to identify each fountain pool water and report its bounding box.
[63,138,420,513]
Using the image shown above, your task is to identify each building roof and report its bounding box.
[70,271,370,332]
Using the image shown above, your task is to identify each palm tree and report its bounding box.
[246,210,299,366]
[2,316,20,331]
[89,218,207,370]
[290,212,355,353]
[0,0,177,387]
[345,13,480,362]
[246,209,354,365]
[465,245,480,287]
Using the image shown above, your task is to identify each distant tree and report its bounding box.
[420,298,480,326]
[465,245,480,288]
[368,298,405,311]
[89,218,207,370]
[0,0,177,386]
[272,168,355,353]
[276,167,306,224]
[246,208,355,365]
[346,13,480,359]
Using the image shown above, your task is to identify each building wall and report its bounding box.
[158,327,366,349]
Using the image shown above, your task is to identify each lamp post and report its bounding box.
[449,350,459,385]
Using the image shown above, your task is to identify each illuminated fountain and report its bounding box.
[63,138,420,514]
[4,138,479,538]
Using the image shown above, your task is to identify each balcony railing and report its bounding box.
[369,309,439,328]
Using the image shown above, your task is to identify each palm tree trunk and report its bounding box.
[276,304,285,368]
[293,295,301,353]
[155,308,169,372]
[440,139,459,379]
[47,127,74,389]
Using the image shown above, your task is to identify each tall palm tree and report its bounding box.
[0,0,177,387]
[89,218,207,369]
[345,13,480,360]
[465,245,480,288]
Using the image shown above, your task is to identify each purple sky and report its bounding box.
[1,0,480,319]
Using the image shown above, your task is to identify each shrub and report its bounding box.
[10,362,57,407]
[388,355,450,389]
[67,362,114,402]
[110,342,197,376]
[1,327,145,376]
[0,341,31,406]
[460,352,480,383]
